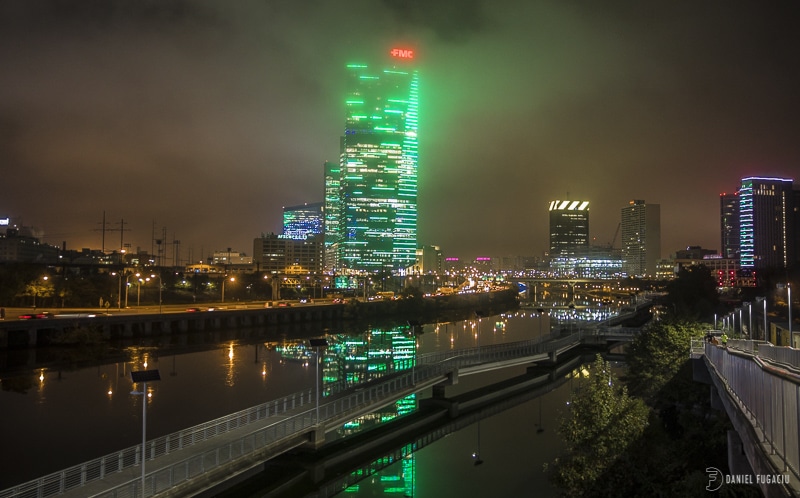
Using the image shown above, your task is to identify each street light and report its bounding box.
[746,302,752,340]
[221,276,235,303]
[130,369,160,498]
[778,283,794,347]
[756,297,767,341]
[150,274,162,314]
[738,308,743,337]
[125,273,140,308]
[309,338,328,424]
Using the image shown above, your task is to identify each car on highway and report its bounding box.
[18,312,53,320]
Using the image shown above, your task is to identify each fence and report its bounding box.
[2,329,590,498]
[705,343,800,480]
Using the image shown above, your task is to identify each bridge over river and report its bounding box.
[1,323,638,498]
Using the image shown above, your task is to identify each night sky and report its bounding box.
[2,1,799,262]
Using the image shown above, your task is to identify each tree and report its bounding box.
[549,355,649,497]
[626,320,707,400]
[663,265,719,321]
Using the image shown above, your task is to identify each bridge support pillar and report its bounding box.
[727,430,755,478]
[549,350,557,363]
[307,425,326,449]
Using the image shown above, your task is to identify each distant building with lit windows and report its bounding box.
[738,177,796,270]
[325,48,419,273]
[253,233,323,274]
[548,200,590,257]
[621,200,661,278]
[283,202,323,240]
[720,192,740,260]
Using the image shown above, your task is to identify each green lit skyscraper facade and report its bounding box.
[326,48,419,273]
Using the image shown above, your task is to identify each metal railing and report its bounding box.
[757,344,800,371]
[2,328,601,498]
[0,389,312,498]
[705,343,800,481]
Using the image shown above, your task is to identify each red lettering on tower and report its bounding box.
[390,48,415,59]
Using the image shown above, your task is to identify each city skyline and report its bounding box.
[1,1,799,261]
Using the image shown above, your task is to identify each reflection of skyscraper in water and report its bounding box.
[318,325,418,494]
[321,325,417,425]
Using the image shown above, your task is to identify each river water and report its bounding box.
[0,306,604,496]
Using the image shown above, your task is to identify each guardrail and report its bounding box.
[0,389,313,498]
[705,343,800,482]
[3,328,600,498]
[757,344,800,371]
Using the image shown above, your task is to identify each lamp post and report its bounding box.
[789,284,794,347]
[746,302,752,339]
[130,369,160,498]
[309,338,328,424]
[714,313,717,330]
[756,297,767,341]
[150,274,162,314]
[778,284,794,346]
[125,273,140,308]
[221,276,235,303]
[738,308,743,337]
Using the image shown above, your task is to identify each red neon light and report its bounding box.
[390,48,415,59]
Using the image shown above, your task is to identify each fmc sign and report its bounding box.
[390,48,414,60]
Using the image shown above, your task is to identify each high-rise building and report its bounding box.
[720,192,740,260]
[739,177,796,270]
[283,202,324,240]
[548,200,590,257]
[253,233,323,275]
[621,199,661,277]
[325,48,419,273]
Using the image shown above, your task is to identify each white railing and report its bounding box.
[705,343,800,481]
[0,389,312,498]
[3,328,605,498]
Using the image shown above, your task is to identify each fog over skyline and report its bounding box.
[1,1,798,262]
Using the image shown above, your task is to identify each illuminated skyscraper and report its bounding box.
[621,200,661,277]
[326,48,419,273]
[548,199,590,257]
[283,202,323,240]
[720,192,740,260]
[738,177,796,270]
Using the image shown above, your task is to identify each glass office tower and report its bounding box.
[326,48,419,273]
[548,199,590,257]
[739,177,795,270]
[283,202,324,240]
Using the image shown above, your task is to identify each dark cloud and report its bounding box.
[0,0,799,260]
[382,0,489,42]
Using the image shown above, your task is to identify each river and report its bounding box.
[0,305,609,496]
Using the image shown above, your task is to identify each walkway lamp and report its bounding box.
[738,308,743,337]
[756,297,767,341]
[777,284,794,346]
[309,338,328,424]
[130,369,160,498]
[745,302,752,339]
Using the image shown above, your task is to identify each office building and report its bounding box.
[283,202,324,240]
[739,177,796,270]
[325,48,419,273]
[548,200,590,257]
[621,200,661,277]
[253,233,323,275]
[720,192,740,260]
